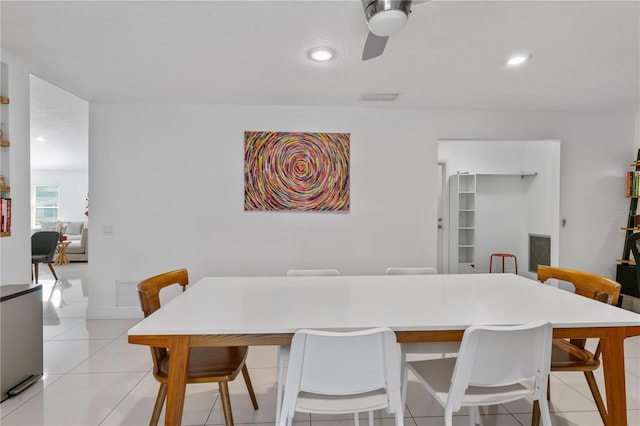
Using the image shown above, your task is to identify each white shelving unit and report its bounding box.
[449,173,476,273]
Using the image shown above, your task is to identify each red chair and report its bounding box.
[490,253,518,274]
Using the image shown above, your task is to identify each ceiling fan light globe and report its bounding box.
[368,9,408,36]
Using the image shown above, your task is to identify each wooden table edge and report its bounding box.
[129,325,640,348]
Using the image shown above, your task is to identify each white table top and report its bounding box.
[128,273,640,336]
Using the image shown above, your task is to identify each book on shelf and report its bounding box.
[1,198,11,233]
[627,171,640,197]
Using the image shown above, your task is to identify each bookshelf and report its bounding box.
[1,62,10,237]
[449,173,476,273]
[615,149,640,299]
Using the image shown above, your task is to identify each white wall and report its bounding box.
[0,52,32,285]
[87,104,636,318]
[439,140,536,175]
[524,140,561,275]
[475,174,531,273]
[31,169,88,226]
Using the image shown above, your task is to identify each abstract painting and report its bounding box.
[244,131,350,211]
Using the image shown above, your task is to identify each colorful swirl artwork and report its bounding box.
[244,131,350,211]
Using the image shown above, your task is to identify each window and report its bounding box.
[33,185,59,227]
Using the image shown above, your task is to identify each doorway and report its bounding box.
[437,162,447,274]
[437,139,560,277]
[30,75,88,237]
[30,75,89,317]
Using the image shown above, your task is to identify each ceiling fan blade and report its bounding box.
[362,31,388,61]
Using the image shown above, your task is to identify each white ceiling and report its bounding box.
[2,1,639,169]
[30,75,88,171]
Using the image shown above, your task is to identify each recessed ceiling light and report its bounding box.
[35,137,47,142]
[308,47,335,62]
[506,54,531,66]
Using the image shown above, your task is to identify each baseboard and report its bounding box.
[85,306,143,319]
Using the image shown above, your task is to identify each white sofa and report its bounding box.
[40,220,88,262]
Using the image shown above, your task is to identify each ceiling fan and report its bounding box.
[361,0,424,61]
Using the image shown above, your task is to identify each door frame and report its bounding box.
[437,162,449,274]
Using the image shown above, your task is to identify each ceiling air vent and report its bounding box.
[359,93,399,102]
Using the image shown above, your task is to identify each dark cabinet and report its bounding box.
[1,284,43,401]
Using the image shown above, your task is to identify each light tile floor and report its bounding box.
[2,263,640,425]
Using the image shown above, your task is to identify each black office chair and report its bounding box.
[32,231,60,283]
[627,232,640,298]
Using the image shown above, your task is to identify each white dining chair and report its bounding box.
[278,327,404,426]
[385,267,438,275]
[384,267,460,408]
[285,269,340,277]
[406,321,553,426]
[277,268,340,425]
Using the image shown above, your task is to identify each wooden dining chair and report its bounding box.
[137,269,258,426]
[532,265,622,426]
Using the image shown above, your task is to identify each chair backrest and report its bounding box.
[281,327,401,416]
[385,267,437,275]
[138,268,189,317]
[537,265,621,306]
[286,269,340,277]
[31,231,60,259]
[448,321,553,413]
[537,265,620,358]
[137,269,190,375]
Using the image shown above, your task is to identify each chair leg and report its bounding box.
[47,262,58,281]
[473,406,482,425]
[467,406,482,426]
[546,376,550,400]
[394,410,403,426]
[150,383,167,426]
[276,348,285,425]
[241,364,258,410]
[584,371,608,425]
[468,408,475,426]
[368,410,373,426]
[537,398,553,426]
[531,400,540,426]
[400,348,408,410]
[34,264,39,283]
[445,407,454,426]
[219,381,234,426]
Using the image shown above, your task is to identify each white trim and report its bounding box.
[437,161,448,274]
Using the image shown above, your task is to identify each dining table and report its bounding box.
[128,272,640,425]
